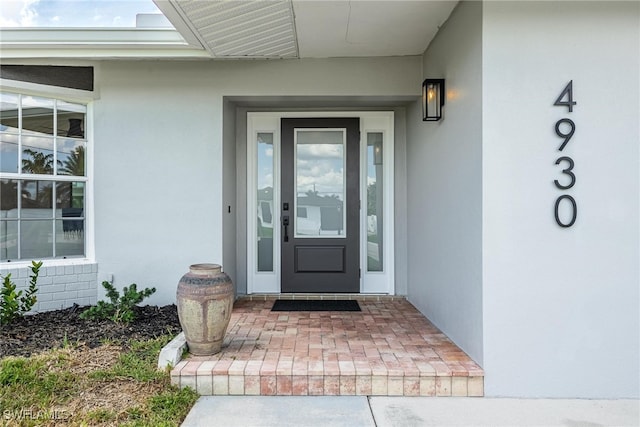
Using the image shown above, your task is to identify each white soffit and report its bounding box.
[294,0,458,58]
[157,0,299,58]
[156,0,458,59]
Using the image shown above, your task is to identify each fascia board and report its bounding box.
[0,28,212,59]
[0,48,212,59]
[0,28,189,44]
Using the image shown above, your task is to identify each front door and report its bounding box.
[281,118,360,293]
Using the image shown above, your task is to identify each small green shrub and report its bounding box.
[80,281,156,324]
[0,260,42,325]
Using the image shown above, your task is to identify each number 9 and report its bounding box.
[555,119,575,151]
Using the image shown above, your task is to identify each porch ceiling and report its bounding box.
[155,0,458,59]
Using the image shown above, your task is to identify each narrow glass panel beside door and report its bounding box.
[295,130,346,238]
[367,133,384,271]
[256,132,274,272]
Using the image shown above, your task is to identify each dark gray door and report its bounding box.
[281,118,360,293]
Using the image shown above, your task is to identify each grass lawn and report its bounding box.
[0,336,198,426]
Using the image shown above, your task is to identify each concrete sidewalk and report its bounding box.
[181,396,639,427]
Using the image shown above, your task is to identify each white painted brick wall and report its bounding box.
[0,263,98,313]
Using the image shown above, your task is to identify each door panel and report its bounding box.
[281,118,360,293]
[295,246,345,272]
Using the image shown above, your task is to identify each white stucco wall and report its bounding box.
[405,1,484,365]
[482,1,639,398]
[93,57,421,305]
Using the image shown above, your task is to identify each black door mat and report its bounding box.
[271,299,361,312]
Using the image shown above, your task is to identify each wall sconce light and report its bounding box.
[422,79,445,121]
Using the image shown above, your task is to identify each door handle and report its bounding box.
[282,216,289,242]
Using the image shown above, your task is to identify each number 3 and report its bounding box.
[554,156,576,189]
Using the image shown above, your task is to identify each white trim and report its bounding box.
[0,87,95,265]
[0,28,208,59]
[84,102,96,262]
[247,111,395,295]
[360,114,395,294]
[0,79,97,102]
[247,115,281,294]
[0,48,211,60]
[0,258,95,270]
[0,28,191,45]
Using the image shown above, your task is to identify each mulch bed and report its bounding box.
[0,305,181,358]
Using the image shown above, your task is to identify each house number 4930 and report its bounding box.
[552,81,577,228]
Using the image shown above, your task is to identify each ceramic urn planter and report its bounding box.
[176,263,234,355]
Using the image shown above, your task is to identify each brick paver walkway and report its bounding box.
[171,296,484,396]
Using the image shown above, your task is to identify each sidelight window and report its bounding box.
[256,132,274,272]
[366,132,384,271]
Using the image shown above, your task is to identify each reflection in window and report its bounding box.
[0,179,18,261]
[21,221,53,259]
[57,101,86,138]
[55,182,85,257]
[56,101,87,177]
[0,133,19,173]
[21,180,53,218]
[0,93,19,134]
[367,133,383,271]
[0,92,87,261]
[0,220,18,260]
[21,96,54,136]
[257,133,274,272]
[57,139,85,176]
[295,130,345,237]
[22,136,54,175]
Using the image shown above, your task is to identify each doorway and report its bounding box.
[280,118,360,293]
[246,111,395,295]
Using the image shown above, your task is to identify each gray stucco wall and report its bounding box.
[92,57,421,305]
[482,0,639,398]
[405,1,484,366]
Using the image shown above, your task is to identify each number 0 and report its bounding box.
[554,195,577,228]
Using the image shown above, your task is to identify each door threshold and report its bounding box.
[239,293,403,302]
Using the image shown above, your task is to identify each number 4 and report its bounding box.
[554,80,577,112]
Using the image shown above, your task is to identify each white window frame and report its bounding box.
[247,116,281,293]
[359,114,395,293]
[247,111,394,294]
[0,80,94,267]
